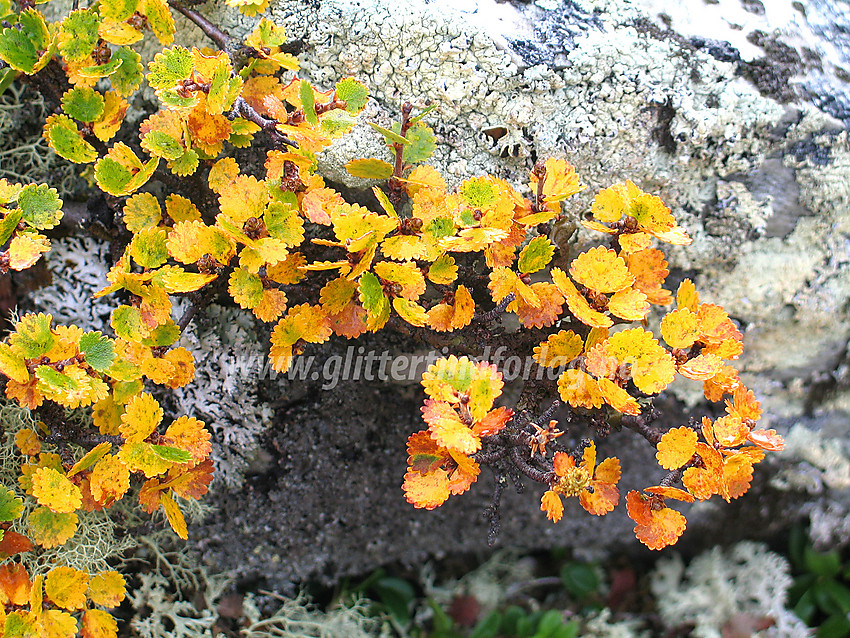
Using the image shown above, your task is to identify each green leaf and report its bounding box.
[167,148,199,176]
[821,579,850,614]
[0,67,17,96]
[58,9,100,62]
[793,587,817,624]
[207,63,241,115]
[369,122,409,146]
[0,487,23,522]
[560,562,600,600]
[141,321,180,347]
[151,445,192,463]
[61,87,105,123]
[10,314,55,358]
[147,46,193,90]
[409,103,438,125]
[111,305,145,342]
[142,130,185,160]
[95,145,158,196]
[251,18,287,47]
[335,77,368,114]
[78,54,124,79]
[499,606,525,635]
[19,8,52,51]
[373,577,414,625]
[818,613,850,638]
[110,47,144,96]
[101,0,139,22]
[358,271,386,318]
[265,201,304,247]
[427,599,456,634]
[518,236,555,274]
[345,158,393,180]
[79,332,116,372]
[319,109,356,137]
[44,115,98,163]
[0,25,38,73]
[401,122,436,164]
[130,227,168,269]
[533,610,566,638]
[804,547,842,579]
[299,79,318,125]
[0,208,22,246]
[469,611,500,638]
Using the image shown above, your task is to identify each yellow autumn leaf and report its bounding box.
[119,392,163,442]
[44,566,89,611]
[160,491,188,539]
[31,467,81,514]
[655,426,698,470]
[570,246,634,293]
[87,571,126,607]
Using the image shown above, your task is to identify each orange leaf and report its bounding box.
[472,406,513,437]
[164,416,211,464]
[89,454,130,506]
[551,268,612,328]
[403,469,450,510]
[0,563,31,606]
[540,490,564,522]
[597,378,640,416]
[608,287,649,321]
[423,400,480,455]
[747,429,784,451]
[725,386,762,422]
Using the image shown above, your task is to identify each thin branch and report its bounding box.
[227,97,298,149]
[474,293,515,322]
[167,0,231,50]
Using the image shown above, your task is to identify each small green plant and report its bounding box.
[788,526,850,637]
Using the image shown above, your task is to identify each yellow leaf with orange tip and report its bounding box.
[405,164,447,192]
[608,288,649,321]
[580,473,620,515]
[160,491,188,539]
[606,328,676,395]
[678,353,724,380]
[557,369,604,409]
[447,451,480,495]
[676,278,699,312]
[630,193,677,235]
[722,452,758,500]
[626,490,687,550]
[748,429,784,451]
[441,227,508,252]
[541,490,564,522]
[711,415,749,448]
[510,281,564,329]
[580,219,617,235]
[597,378,640,415]
[427,286,474,332]
[533,330,583,368]
[584,343,619,379]
[403,469,450,510]
[89,454,130,506]
[551,268,612,328]
[625,248,672,305]
[82,608,118,638]
[164,194,201,223]
[119,393,162,442]
[300,187,343,225]
[45,566,88,611]
[0,563,31,606]
[618,232,653,254]
[87,571,126,608]
[165,459,214,500]
[374,261,426,300]
[655,426,698,470]
[725,386,762,422]
[15,429,40,456]
[423,400,479,455]
[530,158,585,202]
[166,220,235,266]
[488,267,520,303]
[570,246,634,293]
[644,485,695,502]
[702,338,744,360]
[164,416,211,464]
[660,308,699,349]
[682,443,724,500]
[9,234,50,271]
[697,304,742,344]
[31,468,81,514]
[703,365,741,402]
[160,347,195,389]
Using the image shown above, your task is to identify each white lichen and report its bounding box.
[651,541,811,638]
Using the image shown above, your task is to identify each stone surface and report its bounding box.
[38,0,850,587]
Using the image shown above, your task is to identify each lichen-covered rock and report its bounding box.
[33,0,850,586]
